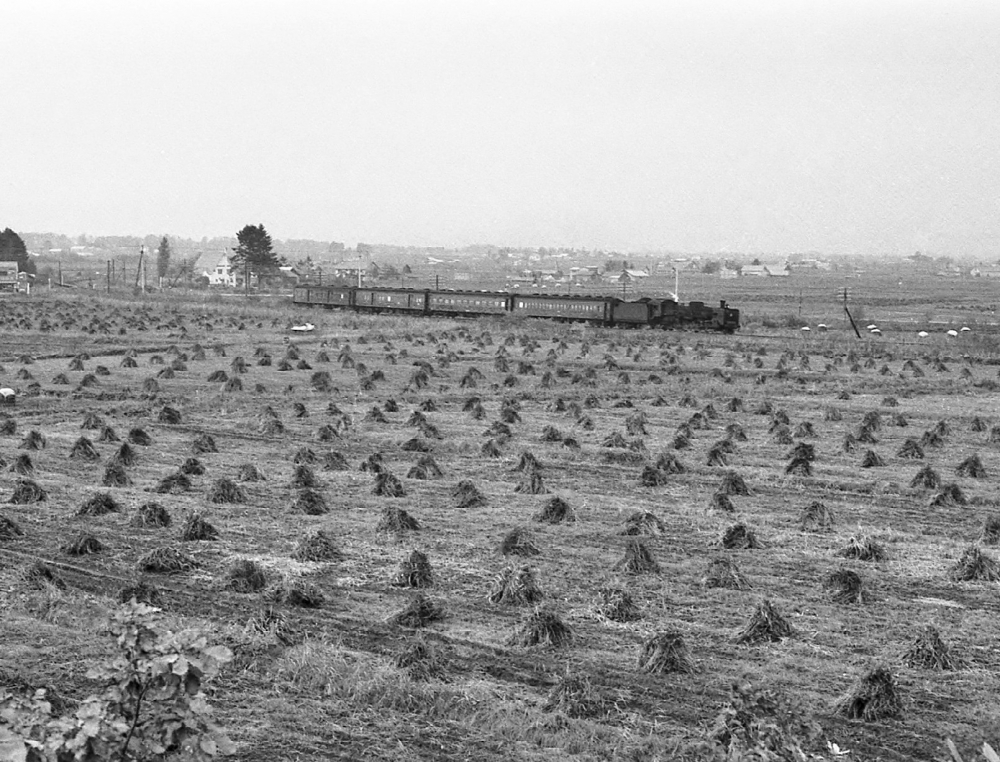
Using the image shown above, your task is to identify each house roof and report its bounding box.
[192,251,229,274]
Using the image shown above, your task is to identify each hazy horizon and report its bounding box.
[5,0,999,256]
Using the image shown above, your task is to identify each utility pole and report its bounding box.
[135,246,145,290]
[843,287,861,339]
[58,261,62,287]
[245,257,249,297]
[106,260,111,293]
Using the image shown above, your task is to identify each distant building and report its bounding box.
[193,252,238,287]
[0,260,23,292]
[277,266,301,284]
[742,262,789,277]
[605,269,649,283]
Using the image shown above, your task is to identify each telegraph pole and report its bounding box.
[135,246,145,290]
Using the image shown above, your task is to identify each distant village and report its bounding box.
[5,231,999,293]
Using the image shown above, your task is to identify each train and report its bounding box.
[292,284,740,332]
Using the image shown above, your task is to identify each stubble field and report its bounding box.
[1,290,999,762]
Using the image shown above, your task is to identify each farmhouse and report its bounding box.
[605,269,650,284]
[193,252,239,287]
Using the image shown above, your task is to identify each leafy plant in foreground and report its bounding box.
[0,601,234,761]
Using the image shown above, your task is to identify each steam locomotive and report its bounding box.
[292,285,740,332]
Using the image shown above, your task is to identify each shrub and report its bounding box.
[0,602,234,761]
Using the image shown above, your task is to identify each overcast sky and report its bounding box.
[4,0,999,255]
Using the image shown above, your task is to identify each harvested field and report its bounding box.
[1,293,999,762]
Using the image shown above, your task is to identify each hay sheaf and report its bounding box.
[179,457,206,476]
[838,534,888,562]
[264,578,325,608]
[614,539,660,574]
[956,454,986,478]
[23,561,66,590]
[543,674,609,719]
[930,483,966,508]
[514,470,548,494]
[291,530,340,562]
[224,559,268,593]
[507,608,572,648]
[637,632,696,674]
[896,439,924,459]
[10,479,47,504]
[0,513,25,540]
[950,545,1000,581]
[702,557,752,590]
[155,472,192,494]
[824,568,866,604]
[181,513,219,541]
[69,436,100,461]
[322,451,350,471]
[377,505,421,532]
[208,478,247,504]
[10,454,34,476]
[453,480,488,509]
[192,433,218,454]
[236,463,267,481]
[534,496,574,524]
[131,502,171,528]
[76,492,122,517]
[128,427,152,446]
[592,585,641,621]
[19,430,46,450]
[834,666,902,721]
[138,546,199,574]
[910,464,941,490]
[979,515,1000,545]
[290,463,320,489]
[62,533,105,556]
[392,550,433,588]
[489,566,544,605]
[500,526,540,557]
[902,626,963,670]
[718,471,752,496]
[860,449,885,468]
[389,593,447,628]
[372,471,406,497]
[620,510,665,536]
[719,523,763,550]
[294,489,329,515]
[735,599,793,644]
[800,501,835,531]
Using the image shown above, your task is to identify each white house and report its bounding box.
[193,252,238,286]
